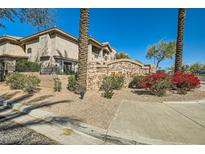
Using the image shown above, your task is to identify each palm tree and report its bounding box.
[174,8,186,72]
[76,8,89,95]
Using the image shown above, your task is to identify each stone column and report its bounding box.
[88,44,92,62]
[99,49,103,64]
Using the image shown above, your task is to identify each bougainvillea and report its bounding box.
[136,71,200,96]
[172,72,200,91]
[139,72,170,89]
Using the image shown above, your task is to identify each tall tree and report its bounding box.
[19,9,55,31]
[0,8,55,31]
[115,52,130,59]
[77,8,89,93]
[190,63,204,73]
[146,41,176,69]
[0,9,17,28]
[174,8,186,72]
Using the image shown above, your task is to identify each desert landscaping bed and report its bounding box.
[1,82,205,129]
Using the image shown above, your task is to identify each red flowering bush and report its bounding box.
[172,72,200,94]
[139,72,170,89]
[139,72,172,96]
[137,71,200,96]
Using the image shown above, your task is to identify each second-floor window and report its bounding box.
[27,48,32,54]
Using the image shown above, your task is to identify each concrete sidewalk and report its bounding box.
[0,107,104,145]
[107,100,205,144]
[0,100,144,145]
[1,88,205,145]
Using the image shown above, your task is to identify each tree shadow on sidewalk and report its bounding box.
[0,91,21,100]
[0,99,72,123]
[0,92,89,139]
[1,115,84,132]
[0,93,56,113]
[0,93,33,113]
[0,101,87,138]
[23,95,53,105]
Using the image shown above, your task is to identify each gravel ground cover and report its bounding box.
[0,118,58,145]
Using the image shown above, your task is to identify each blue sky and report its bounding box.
[0,8,205,68]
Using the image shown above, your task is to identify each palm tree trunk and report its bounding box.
[77,8,89,90]
[174,8,186,72]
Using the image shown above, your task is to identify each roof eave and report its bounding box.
[0,54,28,59]
[20,27,78,43]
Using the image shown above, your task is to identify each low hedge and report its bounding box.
[6,73,40,94]
[16,60,41,72]
[135,72,200,96]
[100,75,125,99]
[128,75,144,89]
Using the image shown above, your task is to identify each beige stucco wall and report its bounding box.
[0,42,26,58]
[2,32,113,66]
[25,34,57,62]
[54,34,79,60]
[25,39,40,62]
[0,42,7,55]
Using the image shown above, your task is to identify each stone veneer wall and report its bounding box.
[87,59,156,90]
[87,63,109,90]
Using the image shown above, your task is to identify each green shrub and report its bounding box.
[16,60,40,72]
[67,75,77,91]
[64,70,76,75]
[176,87,187,95]
[103,90,114,99]
[111,75,125,90]
[6,73,40,93]
[150,78,172,97]
[53,77,62,92]
[129,76,144,89]
[101,77,114,99]
[6,73,26,89]
[100,75,124,99]
[67,75,86,99]
[101,75,124,90]
[24,75,40,94]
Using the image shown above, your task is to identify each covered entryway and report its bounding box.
[54,56,78,74]
[0,57,16,82]
[0,36,28,79]
[0,56,27,81]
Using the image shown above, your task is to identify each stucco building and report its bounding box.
[0,27,117,75]
[0,27,156,84]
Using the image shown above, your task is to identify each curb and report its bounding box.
[163,98,205,104]
[0,98,146,145]
[1,97,193,145]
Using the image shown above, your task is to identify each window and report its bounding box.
[27,48,32,54]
